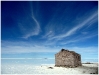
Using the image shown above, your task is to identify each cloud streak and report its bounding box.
[42,31,54,38]
[1,45,58,54]
[61,34,97,45]
[21,2,40,39]
[49,10,97,40]
[1,41,98,60]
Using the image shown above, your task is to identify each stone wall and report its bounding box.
[55,49,82,68]
[74,54,82,66]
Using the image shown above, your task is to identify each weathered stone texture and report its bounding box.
[55,49,82,68]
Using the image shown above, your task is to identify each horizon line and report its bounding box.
[1,58,98,59]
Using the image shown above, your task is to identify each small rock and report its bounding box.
[48,67,53,69]
[93,73,95,74]
[90,73,92,74]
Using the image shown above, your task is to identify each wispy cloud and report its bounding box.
[1,41,98,59]
[21,2,40,39]
[1,45,58,54]
[42,30,54,38]
[22,17,40,39]
[1,41,58,54]
[41,8,98,47]
[62,46,98,59]
[49,10,97,40]
[61,34,97,45]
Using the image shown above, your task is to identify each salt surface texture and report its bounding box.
[1,63,98,74]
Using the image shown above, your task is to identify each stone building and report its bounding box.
[55,49,82,67]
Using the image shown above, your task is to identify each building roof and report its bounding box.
[56,49,80,56]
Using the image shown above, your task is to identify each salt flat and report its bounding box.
[1,63,98,74]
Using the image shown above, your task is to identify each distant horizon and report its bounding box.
[1,58,98,64]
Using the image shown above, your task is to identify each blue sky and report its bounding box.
[1,1,98,60]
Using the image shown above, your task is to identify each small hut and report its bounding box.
[55,49,82,68]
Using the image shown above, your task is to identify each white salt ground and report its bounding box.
[1,63,98,74]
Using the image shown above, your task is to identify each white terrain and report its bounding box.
[1,63,98,74]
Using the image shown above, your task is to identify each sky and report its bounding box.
[1,1,98,60]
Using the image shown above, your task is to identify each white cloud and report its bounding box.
[22,16,40,39]
[1,41,97,55]
[21,2,40,39]
[67,46,98,53]
[63,46,98,59]
[2,44,97,55]
[42,31,54,38]
[1,44,58,54]
[61,34,97,45]
[1,41,98,60]
[49,11,97,40]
